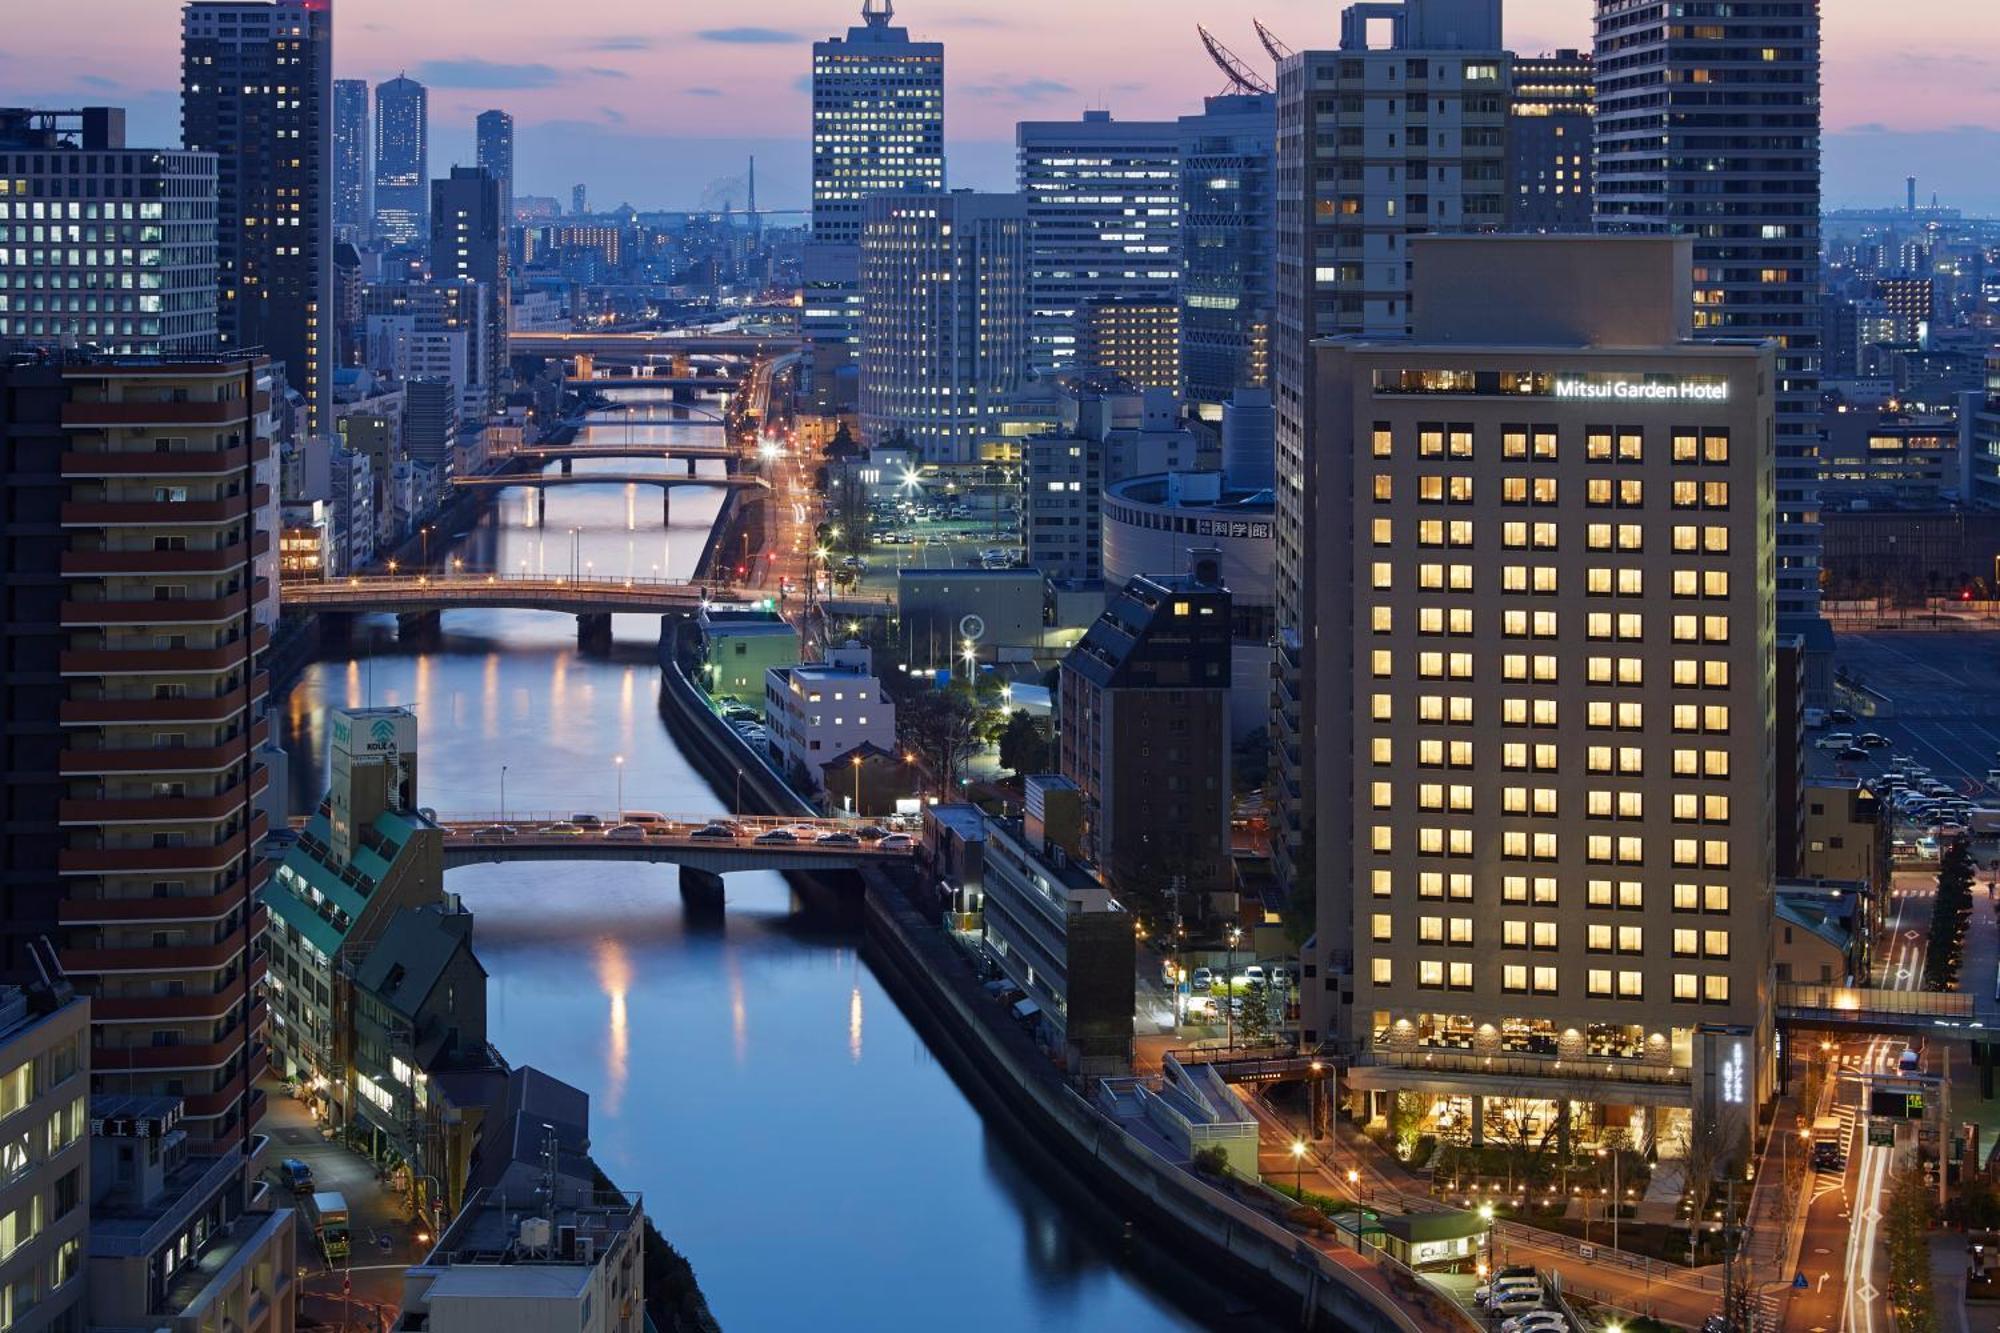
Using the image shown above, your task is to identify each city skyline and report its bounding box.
[15,0,2000,212]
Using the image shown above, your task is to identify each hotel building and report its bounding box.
[1310,236,1775,1160]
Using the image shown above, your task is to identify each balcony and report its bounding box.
[61,398,256,429]
[60,674,269,723]
[60,581,270,628]
[178,1051,270,1121]
[92,1004,267,1073]
[61,532,270,576]
[59,768,268,825]
[60,875,256,927]
[59,718,269,773]
[87,959,266,1022]
[60,485,269,528]
[59,812,269,874]
[59,908,266,974]
[59,629,270,678]
[60,436,270,477]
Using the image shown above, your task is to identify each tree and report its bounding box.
[826,475,872,556]
[1926,836,1976,989]
[1884,1167,1939,1333]
[1677,1115,1724,1265]
[997,709,1050,776]
[826,420,859,459]
[1483,1098,1546,1194]
[900,688,981,795]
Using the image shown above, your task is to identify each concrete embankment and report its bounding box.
[656,631,1428,1331]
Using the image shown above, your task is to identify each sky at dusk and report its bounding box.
[11,0,2000,213]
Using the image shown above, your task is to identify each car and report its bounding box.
[1899,1047,1921,1072]
[1490,1290,1547,1316]
[1495,1265,1539,1283]
[753,828,797,845]
[1816,733,1856,751]
[1859,733,1890,747]
[604,824,647,842]
[1244,965,1268,990]
[1190,967,1213,994]
[1834,746,1868,762]
[1829,708,1855,724]
[569,814,604,829]
[877,833,914,851]
[721,704,758,723]
[540,822,586,836]
[1476,1278,1542,1306]
[1812,1144,1844,1171]
[644,822,679,838]
[689,824,737,840]
[1502,1313,1567,1333]
[471,824,516,841]
[815,831,861,846]
[278,1158,314,1193]
[851,824,890,841]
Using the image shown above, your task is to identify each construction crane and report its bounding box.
[1254,17,1294,62]
[1198,24,1274,95]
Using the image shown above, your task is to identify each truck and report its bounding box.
[307,1190,350,1260]
[1968,808,2000,840]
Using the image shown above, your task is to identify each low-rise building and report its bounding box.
[978,776,1135,1075]
[280,500,336,581]
[0,978,90,1333]
[88,1094,298,1333]
[896,568,1047,665]
[763,664,896,798]
[1023,433,1103,583]
[399,1189,645,1333]
[696,606,797,716]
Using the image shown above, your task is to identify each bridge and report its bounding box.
[452,472,765,493]
[515,331,803,358]
[432,812,912,875]
[509,443,736,466]
[567,376,742,391]
[1773,981,1996,1037]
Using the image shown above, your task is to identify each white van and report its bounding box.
[1477,1277,1542,1306]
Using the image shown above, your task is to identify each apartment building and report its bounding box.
[1313,236,1776,1161]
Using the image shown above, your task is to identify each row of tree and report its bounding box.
[1922,836,1976,989]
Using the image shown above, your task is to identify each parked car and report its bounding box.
[1816,732,1856,751]
[815,831,861,846]
[569,814,604,829]
[1243,965,1268,991]
[278,1158,315,1193]
[877,833,914,852]
[1502,1313,1567,1333]
[1828,708,1855,724]
[1489,1290,1547,1317]
[1859,733,1890,747]
[1190,967,1213,994]
[851,825,890,841]
[1835,746,1869,762]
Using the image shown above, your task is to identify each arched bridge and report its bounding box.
[285,574,737,617]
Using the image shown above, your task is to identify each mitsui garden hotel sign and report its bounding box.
[1374,369,1733,402]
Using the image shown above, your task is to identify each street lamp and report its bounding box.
[1226,926,1241,1051]
[614,755,625,816]
[500,765,508,824]
[1478,1203,1495,1278]
[1290,1139,1307,1200]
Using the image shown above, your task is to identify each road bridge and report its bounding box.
[285,574,758,651]
[566,376,742,391]
[452,473,764,493]
[509,443,736,465]
[516,331,802,357]
[433,813,911,876]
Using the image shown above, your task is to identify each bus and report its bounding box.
[307,1190,350,1261]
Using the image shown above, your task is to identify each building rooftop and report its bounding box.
[1108,472,1274,514]
[421,1264,591,1299]
[988,816,1108,899]
[267,799,435,958]
[927,803,988,843]
[352,902,481,1026]
[424,1187,640,1270]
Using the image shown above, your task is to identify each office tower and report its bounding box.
[0,349,278,1152]
[1178,92,1276,412]
[807,1,945,404]
[0,980,89,1333]
[571,183,588,217]
[1268,0,1509,905]
[333,78,370,239]
[1507,51,1593,232]
[476,109,515,224]
[0,107,218,354]
[1595,0,1823,631]
[857,192,1028,462]
[373,75,429,249]
[1023,433,1102,582]
[1077,298,1181,391]
[430,166,509,413]
[1059,571,1234,906]
[1306,235,1775,1155]
[182,0,333,435]
[404,376,460,466]
[1017,110,1182,379]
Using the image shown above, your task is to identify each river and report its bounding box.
[277,404,1267,1330]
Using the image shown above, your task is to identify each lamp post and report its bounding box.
[1291,1139,1307,1200]
[614,755,624,817]
[500,765,508,824]
[852,753,864,816]
[1226,926,1241,1051]
[1478,1203,1495,1279]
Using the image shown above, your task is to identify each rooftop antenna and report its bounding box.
[1254,18,1294,61]
[1197,26,1274,96]
[862,0,893,27]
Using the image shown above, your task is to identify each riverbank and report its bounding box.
[656,625,1430,1331]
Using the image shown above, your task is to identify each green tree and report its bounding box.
[1925,837,1976,989]
[900,687,981,795]
[1884,1167,1939,1333]
[997,709,1050,776]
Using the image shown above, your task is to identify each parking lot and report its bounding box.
[1819,633,2000,801]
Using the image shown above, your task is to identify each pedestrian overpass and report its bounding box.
[1773,982,1994,1037]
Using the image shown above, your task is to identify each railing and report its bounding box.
[1775,982,1979,1021]
[1491,1219,1724,1292]
[1353,1047,1691,1087]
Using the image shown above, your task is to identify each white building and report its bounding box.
[1017,110,1181,378]
[400,1190,645,1333]
[806,1,945,403]
[764,663,897,795]
[859,192,1029,462]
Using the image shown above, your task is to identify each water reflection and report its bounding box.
[596,937,631,1116]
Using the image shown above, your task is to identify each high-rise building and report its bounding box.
[0,107,218,354]
[1178,92,1275,413]
[807,0,945,404]
[1059,571,1234,906]
[1077,298,1182,391]
[1017,110,1182,379]
[372,75,428,249]
[0,980,89,1332]
[1594,0,1823,631]
[1507,50,1594,232]
[1307,234,1776,1156]
[475,109,515,223]
[430,166,509,413]
[571,183,587,217]
[182,0,333,434]
[858,192,1028,462]
[0,349,278,1152]
[333,78,370,239]
[1269,0,1510,902]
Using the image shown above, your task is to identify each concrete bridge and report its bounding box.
[566,375,742,391]
[284,574,755,650]
[452,472,764,493]
[508,443,736,466]
[435,813,910,877]
[515,331,802,358]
